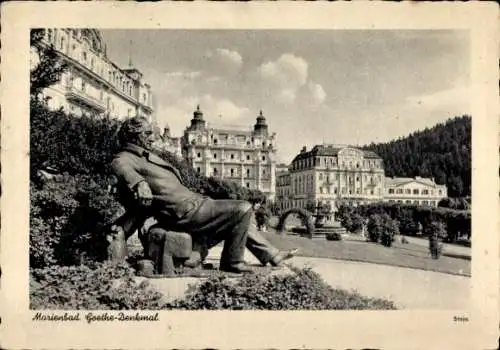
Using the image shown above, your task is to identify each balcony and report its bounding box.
[65,86,106,113]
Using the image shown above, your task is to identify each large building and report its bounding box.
[276,144,385,211]
[383,176,447,207]
[276,144,448,211]
[182,106,277,199]
[37,29,154,120]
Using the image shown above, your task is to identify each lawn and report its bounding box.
[258,229,470,277]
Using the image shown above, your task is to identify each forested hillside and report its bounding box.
[361,116,471,197]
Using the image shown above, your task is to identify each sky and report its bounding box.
[100,30,470,163]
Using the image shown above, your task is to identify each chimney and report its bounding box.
[300,146,307,153]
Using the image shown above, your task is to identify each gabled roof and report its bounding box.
[385,176,442,188]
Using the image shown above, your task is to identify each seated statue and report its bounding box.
[107,116,297,275]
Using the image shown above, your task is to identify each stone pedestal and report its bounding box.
[145,227,192,276]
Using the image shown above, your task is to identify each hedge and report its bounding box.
[166,267,396,310]
[337,202,470,243]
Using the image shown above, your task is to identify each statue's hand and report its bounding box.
[135,181,153,207]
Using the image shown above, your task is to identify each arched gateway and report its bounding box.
[276,208,315,238]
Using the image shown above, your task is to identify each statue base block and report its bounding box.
[145,227,193,276]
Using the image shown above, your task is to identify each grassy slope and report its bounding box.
[260,231,470,276]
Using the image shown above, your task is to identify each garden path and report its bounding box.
[208,246,471,310]
[141,246,470,310]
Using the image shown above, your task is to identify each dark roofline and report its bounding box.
[291,145,381,163]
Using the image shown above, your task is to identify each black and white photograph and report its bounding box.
[29,27,472,310]
[1,2,498,349]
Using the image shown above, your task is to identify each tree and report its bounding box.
[361,116,471,197]
[367,215,384,243]
[30,29,68,99]
[424,221,446,259]
[380,217,399,247]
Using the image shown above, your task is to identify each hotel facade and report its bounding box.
[383,176,447,207]
[182,106,277,199]
[36,29,154,121]
[276,144,447,211]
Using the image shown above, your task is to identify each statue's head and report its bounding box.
[118,116,155,150]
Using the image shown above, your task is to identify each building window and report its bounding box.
[406,200,411,204]
[262,156,266,161]
[231,154,234,160]
[413,189,419,195]
[356,176,360,182]
[81,81,86,92]
[197,167,201,173]
[214,139,218,145]
[422,189,429,195]
[247,169,250,177]
[405,189,411,194]
[246,155,250,161]
[213,168,217,175]
[389,200,394,203]
[246,182,250,188]
[388,189,394,194]
[213,153,217,159]
[90,58,94,70]
[230,168,234,177]
[82,51,87,62]
[396,189,403,194]
[262,169,266,175]
[438,190,442,195]
[197,152,201,158]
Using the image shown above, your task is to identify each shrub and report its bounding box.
[424,221,446,259]
[367,214,384,243]
[380,218,399,247]
[30,261,165,310]
[326,231,343,241]
[338,202,470,243]
[30,98,121,178]
[367,214,398,247]
[30,175,123,268]
[166,267,396,310]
